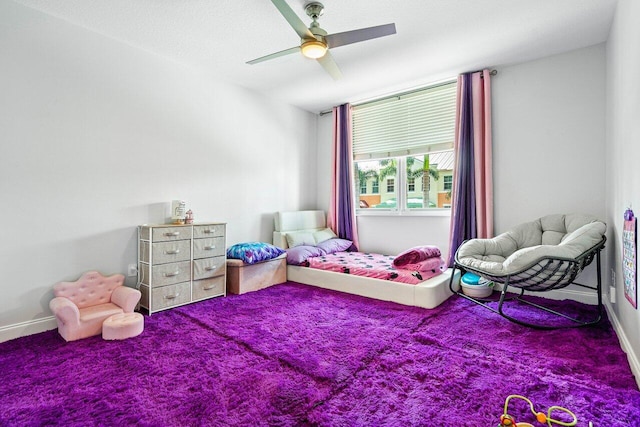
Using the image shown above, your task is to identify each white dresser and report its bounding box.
[138,223,226,314]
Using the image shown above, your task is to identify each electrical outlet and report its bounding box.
[609,269,617,304]
[127,263,138,277]
[611,269,616,287]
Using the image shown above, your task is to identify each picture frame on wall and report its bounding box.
[623,208,637,309]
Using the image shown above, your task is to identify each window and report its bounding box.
[353,81,457,213]
[387,178,395,193]
[360,182,367,194]
[444,175,453,191]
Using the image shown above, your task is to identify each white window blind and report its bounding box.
[352,81,457,160]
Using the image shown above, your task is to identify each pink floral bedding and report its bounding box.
[305,251,445,285]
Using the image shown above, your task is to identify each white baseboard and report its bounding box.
[604,300,640,389]
[0,316,58,343]
[494,285,599,305]
[539,287,599,305]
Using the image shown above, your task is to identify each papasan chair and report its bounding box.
[448,213,606,329]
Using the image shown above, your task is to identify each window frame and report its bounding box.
[351,79,456,218]
[355,153,453,217]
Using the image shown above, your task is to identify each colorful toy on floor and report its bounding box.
[498,395,578,427]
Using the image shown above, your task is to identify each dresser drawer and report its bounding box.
[148,261,191,286]
[193,256,225,280]
[192,276,225,301]
[149,226,193,242]
[193,224,225,239]
[138,222,227,314]
[193,237,225,259]
[140,240,191,264]
[151,282,191,310]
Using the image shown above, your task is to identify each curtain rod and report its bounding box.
[318,68,497,116]
[318,79,454,116]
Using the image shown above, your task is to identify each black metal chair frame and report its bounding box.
[448,236,606,329]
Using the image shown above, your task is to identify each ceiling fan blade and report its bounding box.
[325,23,396,49]
[270,0,315,40]
[317,51,342,80]
[247,46,300,65]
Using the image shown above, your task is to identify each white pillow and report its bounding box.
[313,228,337,244]
[285,231,316,248]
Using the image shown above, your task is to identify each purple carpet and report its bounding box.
[1,282,639,426]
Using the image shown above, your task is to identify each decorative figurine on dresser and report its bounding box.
[138,222,226,314]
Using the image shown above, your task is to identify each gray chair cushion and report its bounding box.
[457,214,606,276]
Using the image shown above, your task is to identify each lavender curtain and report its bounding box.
[327,103,360,250]
[447,70,493,266]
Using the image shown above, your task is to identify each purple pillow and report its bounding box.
[286,245,326,265]
[316,238,353,254]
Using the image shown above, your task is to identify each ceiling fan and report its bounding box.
[247,0,396,80]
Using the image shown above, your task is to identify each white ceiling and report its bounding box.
[12,0,617,113]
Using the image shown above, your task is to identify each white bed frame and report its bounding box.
[273,210,460,309]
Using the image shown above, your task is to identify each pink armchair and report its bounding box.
[49,271,141,342]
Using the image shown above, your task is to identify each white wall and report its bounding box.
[605,0,640,380]
[317,44,607,266]
[0,1,317,338]
[492,45,607,230]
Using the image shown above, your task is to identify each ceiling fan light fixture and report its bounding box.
[301,39,327,59]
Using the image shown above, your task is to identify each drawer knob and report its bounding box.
[204,228,216,234]
[205,266,217,271]
[203,285,217,290]
[165,249,180,255]
[204,245,215,250]
[165,293,179,300]
[164,271,180,277]
[164,232,180,237]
